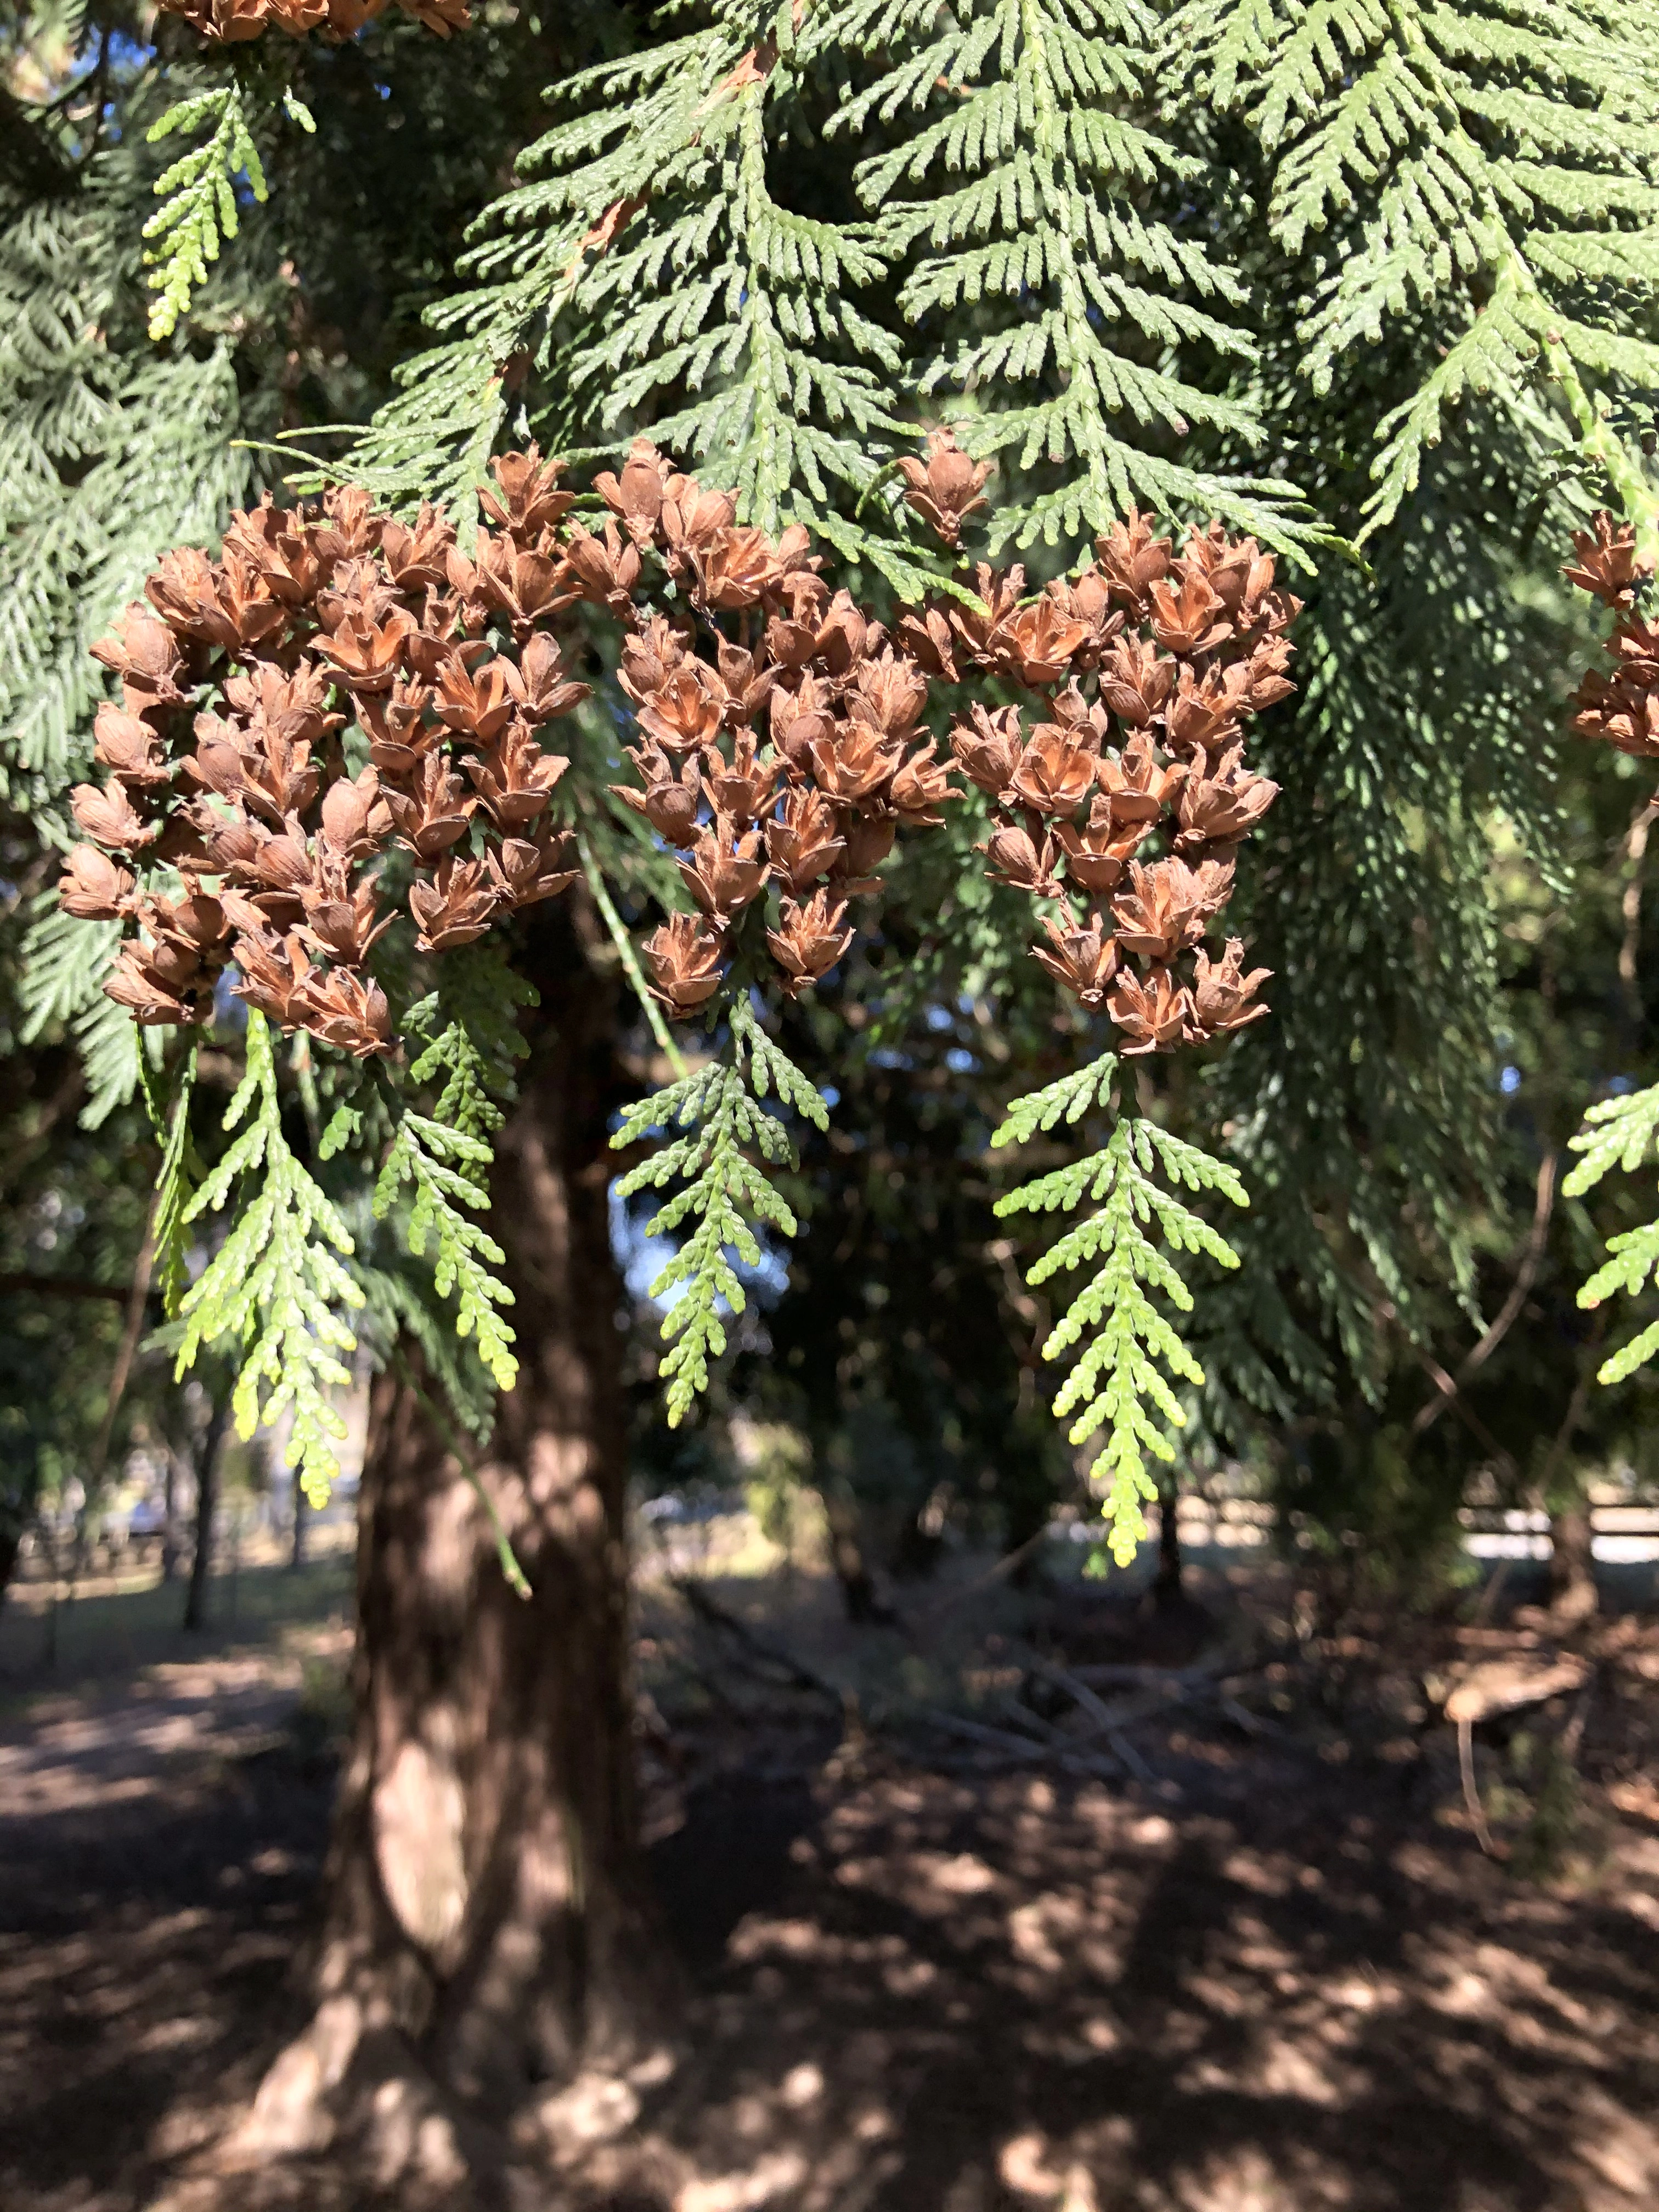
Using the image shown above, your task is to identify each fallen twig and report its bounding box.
[907,1702,1127,1780]
[1065,1650,1252,1693]
[1022,1650,1134,1733]
[911,1705,1053,1759]
[909,1525,1050,1623]
[1444,1652,1594,1859]
[1107,1731,1156,1784]
[1459,1717,1503,1859]
[1218,1693,1287,1741]
[1442,1653,1593,1726]
[993,1692,1065,1743]
[1414,1150,1558,1437]
[671,1575,844,1705]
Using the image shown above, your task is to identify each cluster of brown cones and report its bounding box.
[157,0,467,42]
[893,437,1295,1052]
[65,461,595,1057]
[69,430,1294,1064]
[1564,510,1659,762]
[592,444,955,1015]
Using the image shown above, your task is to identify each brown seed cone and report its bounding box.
[1190,939,1272,1039]
[60,845,136,919]
[1106,963,1192,1055]
[766,889,854,993]
[644,911,726,1016]
[1031,912,1119,1007]
[410,856,498,953]
[1564,511,1652,610]
[895,430,993,548]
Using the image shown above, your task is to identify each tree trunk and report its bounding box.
[160,1449,179,1582]
[1548,1493,1599,1626]
[1536,1324,1601,1627]
[290,1470,308,1572]
[1153,1476,1183,1611]
[182,1396,230,1633]
[0,1523,20,1615]
[820,1475,887,1622]
[234,917,669,2197]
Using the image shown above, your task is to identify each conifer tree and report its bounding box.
[7,0,1659,2181]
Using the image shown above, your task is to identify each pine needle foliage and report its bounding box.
[1149,61,1594,1438]
[1565,1082,1659,1383]
[991,1049,1248,1561]
[1,43,260,1129]
[11,917,88,1047]
[174,1009,364,1503]
[613,998,829,1426]
[1200,516,1552,1408]
[530,13,907,569]
[0,200,251,808]
[1170,0,1659,533]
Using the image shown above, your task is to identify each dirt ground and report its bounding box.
[2,1555,1657,2212]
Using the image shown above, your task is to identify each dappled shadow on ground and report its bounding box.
[620,1748,1659,2211]
[0,1548,354,1693]
[3,1685,1657,2212]
[0,1730,336,2212]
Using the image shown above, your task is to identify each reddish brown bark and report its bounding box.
[235,919,670,2194]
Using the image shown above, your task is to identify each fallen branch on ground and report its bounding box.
[904,1700,1128,1780]
[670,1575,845,1706]
[1443,1652,1595,1859]
[1064,1650,1257,1692]
[1441,1654,1594,1726]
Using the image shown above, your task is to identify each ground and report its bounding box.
[2,1545,1657,2212]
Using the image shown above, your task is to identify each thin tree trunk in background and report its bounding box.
[160,1451,179,1582]
[290,1473,308,1572]
[1154,1477,1183,1610]
[236,910,669,2193]
[182,1396,231,1633]
[1548,1485,1599,1626]
[1539,1327,1603,1628]
[87,1201,159,1487]
[0,1525,20,1615]
[821,1475,885,1621]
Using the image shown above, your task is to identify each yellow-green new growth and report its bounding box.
[612,998,828,1426]
[993,1052,1248,1564]
[1565,1081,1659,1385]
[374,1020,518,1395]
[144,86,314,342]
[175,1010,363,1505]
[140,1039,200,1319]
